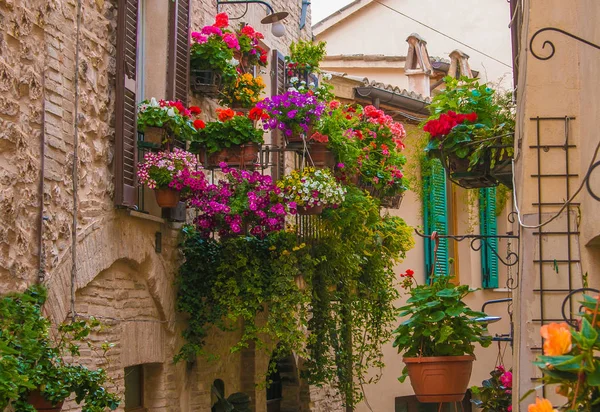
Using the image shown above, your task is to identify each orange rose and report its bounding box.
[540,322,572,356]
[528,397,556,412]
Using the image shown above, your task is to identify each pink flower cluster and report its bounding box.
[137,149,205,194]
[363,105,406,150]
[187,163,296,238]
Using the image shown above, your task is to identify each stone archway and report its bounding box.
[266,353,311,412]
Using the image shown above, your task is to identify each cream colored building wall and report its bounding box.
[513,0,600,410]
[315,0,514,88]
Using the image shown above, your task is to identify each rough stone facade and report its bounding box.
[0,0,344,410]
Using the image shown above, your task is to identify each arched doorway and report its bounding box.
[266,353,309,412]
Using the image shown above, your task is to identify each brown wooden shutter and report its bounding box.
[271,50,286,179]
[115,0,139,207]
[167,0,190,106]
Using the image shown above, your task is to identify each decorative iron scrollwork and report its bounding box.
[561,287,600,328]
[530,27,600,61]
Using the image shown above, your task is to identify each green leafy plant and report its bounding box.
[423,76,514,169]
[392,275,492,382]
[0,285,120,412]
[136,98,200,142]
[286,40,327,73]
[470,365,512,411]
[191,108,264,154]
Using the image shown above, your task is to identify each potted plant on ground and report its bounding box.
[187,163,295,238]
[423,76,514,189]
[276,167,346,215]
[256,91,326,145]
[392,272,492,403]
[190,108,264,168]
[0,285,120,412]
[470,365,512,411]
[189,13,239,95]
[137,148,206,208]
[137,98,202,146]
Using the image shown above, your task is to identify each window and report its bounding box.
[124,365,144,410]
[479,187,499,288]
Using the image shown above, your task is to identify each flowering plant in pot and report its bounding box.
[0,285,120,412]
[137,98,201,145]
[234,23,267,72]
[470,365,513,411]
[220,73,266,109]
[191,108,264,167]
[137,148,206,208]
[256,91,326,143]
[392,273,491,403]
[276,167,346,215]
[187,163,295,238]
[285,40,327,81]
[189,13,239,93]
[526,294,600,411]
[423,76,514,188]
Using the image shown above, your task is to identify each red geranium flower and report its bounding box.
[193,119,206,129]
[189,106,202,115]
[216,108,235,122]
[214,13,229,28]
[240,25,255,37]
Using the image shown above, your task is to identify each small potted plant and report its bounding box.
[189,13,239,94]
[234,23,268,73]
[220,73,266,110]
[137,98,202,146]
[191,108,264,168]
[470,365,512,411]
[256,91,325,144]
[285,40,327,85]
[137,148,206,208]
[423,76,514,189]
[276,167,346,215]
[187,163,295,238]
[392,272,492,403]
[0,285,120,411]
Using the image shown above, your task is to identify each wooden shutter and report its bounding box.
[167,0,190,106]
[271,50,286,180]
[115,0,139,207]
[423,159,449,282]
[479,187,499,288]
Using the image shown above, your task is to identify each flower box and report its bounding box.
[198,144,260,168]
[441,145,513,189]
[142,126,166,146]
[190,69,221,96]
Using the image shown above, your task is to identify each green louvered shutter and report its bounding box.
[479,187,499,288]
[424,159,449,283]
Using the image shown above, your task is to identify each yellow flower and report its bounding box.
[540,322,572,356]
[281,250,290,256]
[528,397,556,412]
[268,246,276,251]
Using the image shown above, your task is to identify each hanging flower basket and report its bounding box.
[358,178,405,209]
[298,204,324,215]
[154,188,181,208]
[142,126,166,146]
[403,355,475,403]
[190,69,222,96]
[27,390,64,412]
[307,142,335,169]
[441,145,513,190]
[198,144,260,168]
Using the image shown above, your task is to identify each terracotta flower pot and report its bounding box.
[308,143,335,169]
[200,144,259,168]
[298,204,323,215]
[286,128,314,147]
[403,355,475,403]
[154,188,180,208]
[143,126,165,146]
[27,390,64,411]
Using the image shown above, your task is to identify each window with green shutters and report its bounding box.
[479,187,499,288]
[423,159,449,282]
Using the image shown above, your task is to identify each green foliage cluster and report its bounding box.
[191,114,264,153]
[0,285,120,412]
[392,276,491,381]
[190,36,237,85]
[287,40,327,72]
[425,76,515,169]
[470,367,512,411]
[175,187,414,407]
[136,100,198,142]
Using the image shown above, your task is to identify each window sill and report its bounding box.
[126,209,166,224]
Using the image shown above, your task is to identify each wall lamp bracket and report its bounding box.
[216,0,289,37]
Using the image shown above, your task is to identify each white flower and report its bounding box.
[290,76,299,84]
[322,73,332,80]
[288,87,298,93]
[150,97,159,107]
[167,107,176,117]
[230,58,239,66]
[309,82,315,88]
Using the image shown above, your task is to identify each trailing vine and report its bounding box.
[175,188,415,407]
